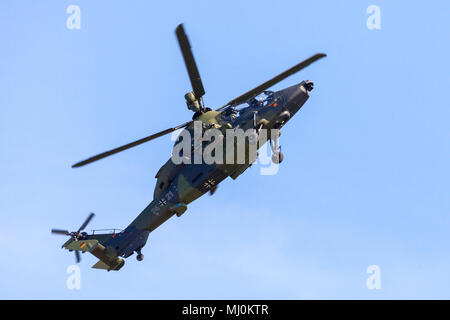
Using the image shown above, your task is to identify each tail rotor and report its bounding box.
[51,213,95,263]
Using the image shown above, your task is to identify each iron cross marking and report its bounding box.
[203,178,216,190]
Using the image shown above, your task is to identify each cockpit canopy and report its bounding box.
[232,90,275,111]
[222,91,272,115]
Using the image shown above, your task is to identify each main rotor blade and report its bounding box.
[78,212,95,232]
[51,229,70,235]
[72,121,191,168]
[216,53,326,111]
[176,24,205,99]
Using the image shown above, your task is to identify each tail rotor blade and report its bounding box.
[51,229,70,236]
[75,250,81,263]
[176,24,205,99]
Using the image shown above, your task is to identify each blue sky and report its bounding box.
[0,0,449,299]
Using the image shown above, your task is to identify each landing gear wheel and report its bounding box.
[272,151,284,164]
[136,248,144,261]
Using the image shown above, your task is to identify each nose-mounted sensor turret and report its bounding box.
[304,80,314,92]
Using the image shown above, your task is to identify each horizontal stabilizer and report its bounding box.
[92,258,125,271]
[92,260,110,270]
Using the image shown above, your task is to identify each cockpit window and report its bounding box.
[232,90,275,111]
[258,91,275,106]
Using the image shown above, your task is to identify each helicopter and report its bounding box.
[52,24,326,271]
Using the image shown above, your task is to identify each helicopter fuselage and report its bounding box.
[117,81,313,256]
[55,22,325,271]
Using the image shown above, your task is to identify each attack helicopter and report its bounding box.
[52,24,326,271]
